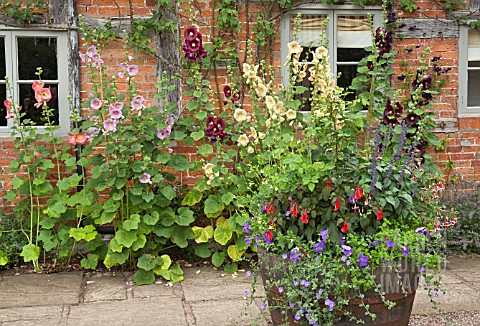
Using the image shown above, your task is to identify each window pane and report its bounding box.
[294,66,313,111]
[0,84,7,126]
[17,37,58,80]
[291,15,327,47]
[469,61,480,68]
[469,29,480,61]
[337,15,372,48]
[0,37,5,79]
[468,69,480,107]
[19,83,59,125]
[337,65,359,101]
[337,48,368,62]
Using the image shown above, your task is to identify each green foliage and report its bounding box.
[0,212,28,267]
[0,0,45,24]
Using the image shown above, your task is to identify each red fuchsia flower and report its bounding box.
[290,202,299,217]
[32,80,44,92]
[354,186,364,200]
[377,207,383,220]
[265,230,273,242]
[300,209,309,224]
[265,202,276,214]
[90,98,102,110]
[334,198,341,211]
[326,180,331,189]
[139,173,152,185]
[341,222,350,233]
[184,26,199,41]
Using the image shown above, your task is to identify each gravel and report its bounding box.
[409,310,480,325]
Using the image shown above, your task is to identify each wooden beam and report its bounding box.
[396,18,459,39]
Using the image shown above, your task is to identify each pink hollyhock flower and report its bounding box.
[79,52,86,64]
[109,103,125,120]
[103,119,117,133]
[157,126,172,140]
[75,132,89,145]
[127,65,138,76]
[38,88,52,101]
[118,72,125,79]
[86,45,97,58]
[139,173,152,184]
[166,116,174,127]
[68,133,77,145]
[131,95,146,112]
[90,98,102,110]
[32,80,44,92]
[3,99,11,109]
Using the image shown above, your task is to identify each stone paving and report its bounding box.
[0,256,478,325]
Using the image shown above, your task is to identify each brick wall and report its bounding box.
[1,0,479,211]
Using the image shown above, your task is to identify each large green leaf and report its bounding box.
[227,244,245,262]
[175,207,195,226]
[80,254,98,270]
[137,254,164,271]
[133,270,156,285]
[214,225,232,245]
[204,195,224,218]
[181,190,203,206]
[115,229,138,248]
[20,244,40,262]
[160,185,176,201]
[192,225,214,243]
[198,144,213,157]
[123,214,141,231]
[68,225,97,242]
[195,243,212,258]
[104,249,129,268]
[157,263,184,283]
[159,207,175,226]
[212,251,226,267]
[143,212,160,225]
[172,225,194,248]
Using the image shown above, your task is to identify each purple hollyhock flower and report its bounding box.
[325,299,335,311]
[184,26,198,41]
[358,253,369,267]
[157,127,171,140]
[185,52,197,62]
[386,239,396,249]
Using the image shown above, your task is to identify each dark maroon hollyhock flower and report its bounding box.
[375,27,393,59]
[185,52,197,62]
[387,11,396,24]
[408,25,417,31]
[433,65,442,73]
[205,116,226,142]
[397,74,406,81]
[443,67,452,74]
[184,26,199,41]
[223,85,232,98]
[198,47,208,58]
[231,92,241,103]
[399,23,406,28]
[367,61,374,71]
[414,140,428,164]
[382,102,398,126]
[185,38,202,52]
[432,56,442,62]
[395,102,404,115]
[406,47,413,53]
[415,44,421,48]
[406,113,420,126]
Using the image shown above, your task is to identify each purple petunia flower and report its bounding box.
[289,302,295,309]
[259,303,266,310]
[370,240,381,247]
[358,253,369,267]
[294,280,299,286]
[243,290,248,296]
[290,250,301,263]
[245,236,251,246]
[243,222,251,233]
[316,289,323,300]
[416,227,429,236]
[282,253,288,260]
[386,239,396,249]
[313,241,326,254]
[420,266,425,273]
[246,271,251,277]
[320,229,328,240]
[402,245,410,255]
[278,286,284,293]
[342,245,354,257]
[295,313,301,320]
[325,299,335,311]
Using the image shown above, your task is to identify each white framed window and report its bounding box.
[281,6,383,109]
[459,26,480,115]
[0,28,69,136]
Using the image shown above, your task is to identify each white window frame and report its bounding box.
[0,27,70,136]
[458,25,480,116]
[280,5,383,87]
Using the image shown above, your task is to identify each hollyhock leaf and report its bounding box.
[195,110,207,120]
[108,238,123,253]
[159,207,175,226]
[0,253,8,266]
[132,234,147,252]
[155,153,170,164]
[38,230,58,252]
[195,243,212,258]
[133,269,155,285]
[224,262,238,274]
[160,185,176,201]
[116,229,138,248]
[191,130,205,141]
[204,195,224,218]
[227,245,245,262]
[212,251,226,267]
[142,191,154,203]
[221,192,235,205]
[137,254,163,271]
[68,225,98,241]
[198,144,214,157]
[182,190,203,206]
[157,263,184,283]
[80,254,99,270]
[171,225,194,248]
[153,225,173,239]
[20,244,40,262]
[214,225,233,245]
[104,249,129,268]
[176,207,195,226]
[123,214,141,231]
[193,225,214,243]
[169,155,190,171]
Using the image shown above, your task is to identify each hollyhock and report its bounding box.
[223,85,232,98]
[86,45,97,58]
[127,64,139,76]
[90,98,102,110]
[103,119,117,133]
[109,103,125,119]
[184,26,198,41]
[32,80,44,92]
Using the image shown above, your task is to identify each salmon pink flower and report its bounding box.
[32,80,44,92]
[68,133,77,145]
[75,132,89,145]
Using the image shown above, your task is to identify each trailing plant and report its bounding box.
[0,0,45,24]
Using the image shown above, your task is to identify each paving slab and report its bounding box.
[83,275,127,302]
[67,297,187,326]
[0,272,83,309]
[190,298,269,326]
[182,267,264,302]
[132,281,180,299]
[0,305,62,325]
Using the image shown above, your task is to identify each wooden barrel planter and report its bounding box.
[258,249,420,326]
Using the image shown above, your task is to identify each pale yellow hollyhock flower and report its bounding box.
[243,63,251,75]
[265,118,272,128]
[315,46,328,58]
[315,110,325,119]
[249,126,258,139]
[234,108,248,122]
[271,113,278,121]
[258,132,266,140]
[265,95,276,110]
[256,83,268,98]
[247,146,254,154]
[274,101,285,115]
[286,109,296,120]
[287,41,302,55]
[237,134,249,146]
[203,163,215,176]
